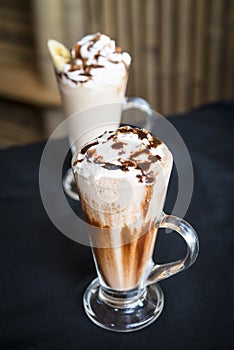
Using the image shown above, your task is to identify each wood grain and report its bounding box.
[145,0,160,110]
[207,0,225,101]
[0,0,233,115]
[176,0,193,113]
[160,0,175,115]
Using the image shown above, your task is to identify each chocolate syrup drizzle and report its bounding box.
[58,33,128,84]
[78,126,162,184]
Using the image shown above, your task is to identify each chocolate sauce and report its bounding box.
[131,148,151,158]
[148,154,161,162]
[148,138,162,148]
[136,174,143,183]
[68,64,82,72]
[145,176,155,184]
[111,141,126,150]
[73,44,81,58]
[72,159,83,167]
[91,223,157,289]
[137,161,151,172]
[80,140,99,154]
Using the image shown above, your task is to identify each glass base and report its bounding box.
[83,278,164,332]
[63,168,79,201]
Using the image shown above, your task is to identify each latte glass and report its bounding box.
[63,97,153,200]
[72,130,199,332]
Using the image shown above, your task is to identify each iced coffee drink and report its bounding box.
[72,126,173,290]
[48,33,131,151]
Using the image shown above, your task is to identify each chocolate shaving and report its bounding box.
[137,162,151,172]
[102,159,136,172]
[148,154,161,162]
[136,174,143,183]
[134,129,149,140]
[135,165,145,178]
[148,138,162,148]
[102,164,124,171]
[111,142,126,150]
[117,126,134,134]
[119,159,136,168]
[131,148,151,158]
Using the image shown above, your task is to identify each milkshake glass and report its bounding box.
[72,126,199,332]
[48,33,152,199]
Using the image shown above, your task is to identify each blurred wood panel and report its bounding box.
[193,0,207,107]
[0,118,43,144]
[0,1,34,65]
[145,0,160,110]
[64,0,89,48]
[102,0,117,40]
[32,0,67,90]
[116,0,134,95]
[0,0,233,117]
[0,63,60,107]
[130,0,146,99]
[0,42,35,65]
[176,0,193,113]
[160,0,175,115]
[223,0,234,99]
[88,0,103,33]
[0,99,44,148]
[207,0,225,101]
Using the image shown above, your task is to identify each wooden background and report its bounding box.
[0,0,233,117]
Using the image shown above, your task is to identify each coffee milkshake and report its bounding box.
[72,126,173,291]
[48,33,131,151]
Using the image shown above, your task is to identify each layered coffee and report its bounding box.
[48,33,131,151]
[72,126,173,290]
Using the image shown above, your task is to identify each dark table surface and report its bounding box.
[0,102,233,350]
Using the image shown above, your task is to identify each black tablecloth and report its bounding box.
[0,102,233,349]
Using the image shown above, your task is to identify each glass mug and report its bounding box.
[72,130,199,332]
[63,97,153,200]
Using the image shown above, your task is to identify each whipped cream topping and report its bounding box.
[61,33,131,85]
[73,126,172,185]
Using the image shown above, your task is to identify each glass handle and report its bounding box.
[123,97,154,131]
[146,213,199,286]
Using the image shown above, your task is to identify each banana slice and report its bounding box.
[47,39,71,72]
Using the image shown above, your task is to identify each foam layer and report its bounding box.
[74,126,172,185]
[59,33,131,87]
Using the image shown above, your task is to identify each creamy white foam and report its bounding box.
[60,33,131,87]
[74,126,172,186]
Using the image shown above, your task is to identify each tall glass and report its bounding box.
[56,69,152,200]
[72,128,199,332]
